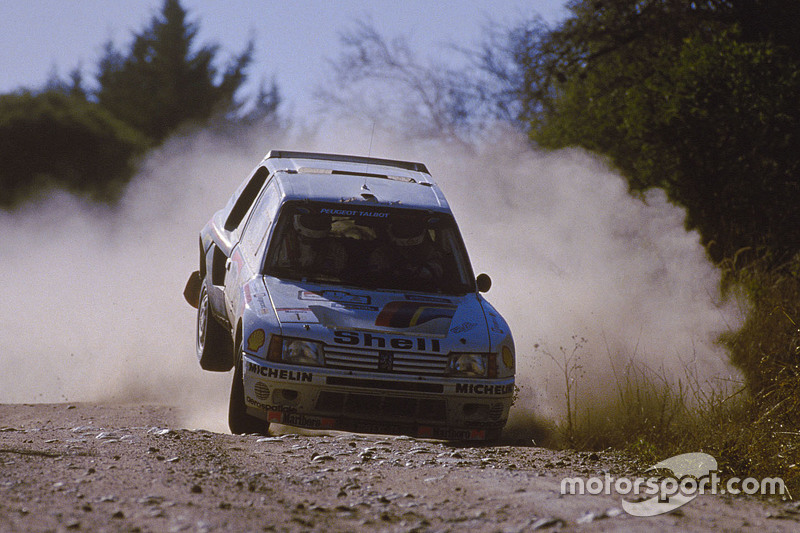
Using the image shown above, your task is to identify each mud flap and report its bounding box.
[184,270,201,308]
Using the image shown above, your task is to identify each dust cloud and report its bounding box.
[0,124,741,434]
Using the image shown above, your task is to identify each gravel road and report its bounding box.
[0,403,796,532]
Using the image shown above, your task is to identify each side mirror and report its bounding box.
[476,273,492,293]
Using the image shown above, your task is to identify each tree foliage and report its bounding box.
[0,0,281,208]
[0,90,149,207]
[96,0,258,142]
[513,0,800,262]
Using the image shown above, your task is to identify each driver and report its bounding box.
[369,220,443,285]
[291,213,347,276]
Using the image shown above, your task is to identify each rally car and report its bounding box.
[184,150,515,440]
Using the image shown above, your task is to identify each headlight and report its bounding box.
[282,339,324,366]
[267,336,324,366]
[499,345,515,378]
[448,353,488,377]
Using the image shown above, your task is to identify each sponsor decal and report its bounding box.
[455,383,514,395]
[268,410,336,429]
[331,303,379,311]
[244,283,252,303]
[319,208,389,218]
[299,290,370,305]
[247,329,266,351]
[231,249,244,271]
[333,330,441,352]
[276,307,319,323]
[246,398,298,414]
[246,362,313,382]
[375,301,457,329]
[245,283,272,315]
[309,300,454,335]
[450,321,478,334]
[404,294,454,304]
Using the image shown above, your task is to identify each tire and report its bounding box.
[228,351,269,435]
[196,284,234,372]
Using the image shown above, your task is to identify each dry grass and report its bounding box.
[540,256,800,495]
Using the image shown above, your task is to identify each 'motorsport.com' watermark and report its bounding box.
[561,453,787,517]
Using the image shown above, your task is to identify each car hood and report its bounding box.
[263,276,490,347]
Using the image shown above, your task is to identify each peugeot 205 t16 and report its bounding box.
[184,150,515,440]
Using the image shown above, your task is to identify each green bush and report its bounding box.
[722,256,800,419]
[0,91,149,207]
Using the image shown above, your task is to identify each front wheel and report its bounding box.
[196,284,233,371]
[228,352,269,435]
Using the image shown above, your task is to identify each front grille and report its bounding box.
[315,391,446,422]
[489,402,504,421]
[326,376,443,393]
[325,345,448,375]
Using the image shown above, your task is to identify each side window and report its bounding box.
[224,166,268,231]
[240,179,282,258]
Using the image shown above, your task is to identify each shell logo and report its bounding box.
[247,329,266,352]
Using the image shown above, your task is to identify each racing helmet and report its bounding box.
[388,220,426,247]
[294,213,331,239]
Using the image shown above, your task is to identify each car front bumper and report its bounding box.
[241,354,514,441]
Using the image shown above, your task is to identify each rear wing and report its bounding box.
[265,150,429,174]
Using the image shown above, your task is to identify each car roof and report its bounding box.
[260,150,451,212]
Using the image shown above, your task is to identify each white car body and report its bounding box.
[185,151,515,440]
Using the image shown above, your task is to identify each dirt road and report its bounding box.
[0,403,796,532]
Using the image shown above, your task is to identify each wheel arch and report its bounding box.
[198,237,206,280]
[235,319,243,360]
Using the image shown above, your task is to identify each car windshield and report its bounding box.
[264,202,475,295]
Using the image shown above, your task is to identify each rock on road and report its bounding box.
[0,403,796,532]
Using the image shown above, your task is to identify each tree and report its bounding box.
[505,0,800,261]
[44,66,89,100]
[316,20,502,144]
[96,0,258,142]
[658,35,800,261]
[237,78,282,127]
[0,0,283,208]
[0,90,148,207]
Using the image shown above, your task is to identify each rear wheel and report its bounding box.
[228,350,270,435]
[196,284,233,371]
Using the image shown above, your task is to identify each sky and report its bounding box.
[0,0,568,116]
